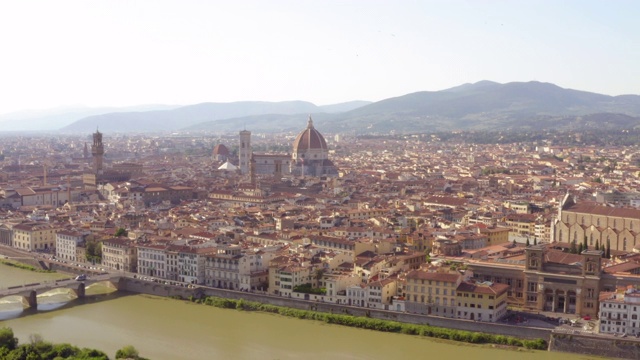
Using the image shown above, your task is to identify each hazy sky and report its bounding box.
[0,0,638,114]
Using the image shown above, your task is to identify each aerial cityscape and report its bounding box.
[2,0,640,359]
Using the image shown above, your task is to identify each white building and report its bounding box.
[137,242,169,278]
[599,287,640,335]
[167,245,212,284]
[56,230,87,262]
[346,284,367,307]
[205,245,242,289]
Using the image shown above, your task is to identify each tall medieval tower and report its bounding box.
[239,130,251,175]
[91,129,104,175]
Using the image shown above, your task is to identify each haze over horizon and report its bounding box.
[1,0,638,115]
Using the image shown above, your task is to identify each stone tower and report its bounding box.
[91,129,104,175]
[239,130,251,175]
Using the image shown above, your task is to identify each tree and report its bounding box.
[583,236,588,251]
[314,268,325,287]
[526,238,530,247]
[0,327,18,351]
[533,238,538,246]
[85,241,102,263]
[570,240,578,254]
[606,239,611,259]
[115,345,140,359]
[115,228,128,237]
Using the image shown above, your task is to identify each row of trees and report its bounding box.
[191,296,547,350]
[568,237,611,258]
[0,327,144,360]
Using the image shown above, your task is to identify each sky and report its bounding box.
[0,0,639,115]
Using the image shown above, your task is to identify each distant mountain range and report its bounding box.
[59,100,371,133]
[185,81,640,134]
[0,104,180,132]
[318,80,640,133]
[5,81,640,133]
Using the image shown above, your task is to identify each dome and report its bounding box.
[212,144,230,156]
[292,116,327,154]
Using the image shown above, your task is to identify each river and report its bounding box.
[0,264,598,360]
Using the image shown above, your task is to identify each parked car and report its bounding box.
[75,274,87,281]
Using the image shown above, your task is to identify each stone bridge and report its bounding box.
[0,276,122,309]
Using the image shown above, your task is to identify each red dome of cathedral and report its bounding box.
[212,144,230,156]
[292,116,327,153]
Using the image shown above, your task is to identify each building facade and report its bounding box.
[467,245,603,317]
[56,230,87,262]
[599,287,640,335]
[456,281,509,322]
[102,238,137,272]
[555,195,640,252]
[12,222,58,251]
[404,270,461,317]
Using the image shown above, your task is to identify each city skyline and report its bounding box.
[1,0,639,115]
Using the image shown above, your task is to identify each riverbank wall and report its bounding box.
[118,277,550,340]
[549,332,640,359]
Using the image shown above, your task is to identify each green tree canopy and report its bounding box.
[115,345,140,359]
[115,228,128,237]
[0,327,18,350]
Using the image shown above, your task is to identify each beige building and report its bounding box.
[268,263,313,297]
[366,278,398,309]
[456,281,509,322]
[556,196,640,252]
[466,245,603,317]
[404,270,462,317]
[479,226,510,246]
[12,222,58,251]
[102,238,137,272]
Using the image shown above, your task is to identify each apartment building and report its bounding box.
[599,287,640,335]
[269,263,313,297]
[137,242,169,278]
[456,281,509,322]
[404,270,462,317]
[167,245,212,284]
[12,222,58,251]
[56,230,87,262]
[102,238,137,272]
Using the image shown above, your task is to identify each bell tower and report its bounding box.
[91,129,104,175]
[239,130,251,175]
